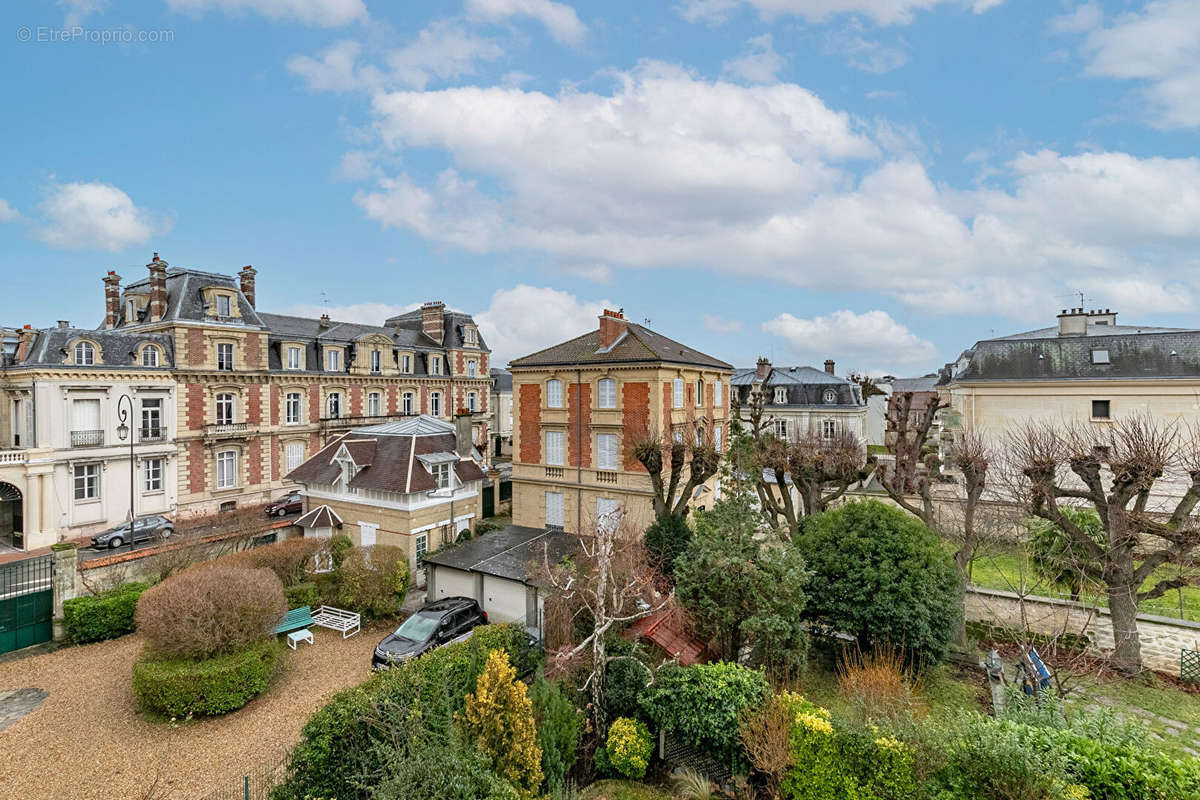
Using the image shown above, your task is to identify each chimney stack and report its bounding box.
[824,359,836,375]
[239,265,257,309]
[15,326,35,363]
[56,320,69,329]
[148,253,168,321]
[454,412,473,459]
[597,308,626,349]
[755,357,771,381]
[1057,307,1089,337]
[103,271,122,329]
[422,301,445,345]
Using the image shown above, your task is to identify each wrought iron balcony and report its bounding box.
[70,429,104,447]
[139,427,166,442]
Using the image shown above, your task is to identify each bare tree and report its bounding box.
[631,424,721,520]
[540,515,671,729]
[1007,416,1200,674]
[871,390,949,527]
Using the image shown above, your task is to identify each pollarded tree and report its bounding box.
[1025,506,1106,601]
[1008,416,1200,674]
[631,423,721,521]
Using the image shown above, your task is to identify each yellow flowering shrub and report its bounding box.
[461,649,544,797]
[604,717,654,780]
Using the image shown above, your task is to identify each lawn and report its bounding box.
[581,780,673,800]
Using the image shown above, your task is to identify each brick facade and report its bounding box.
[567,383,592,469]
[518,383,542,463]
[623,382,650,470]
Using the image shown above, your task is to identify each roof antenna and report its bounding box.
[643,317,652,327]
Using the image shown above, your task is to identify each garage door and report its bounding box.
[483,575,527,624]
[433,567,476,602]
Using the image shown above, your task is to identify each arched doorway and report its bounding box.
[0,482,23,550]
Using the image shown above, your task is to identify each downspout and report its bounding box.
[576,367,583,533]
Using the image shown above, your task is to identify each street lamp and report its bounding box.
[116,394,135,553]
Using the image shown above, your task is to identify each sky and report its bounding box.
[2,0,1199,376]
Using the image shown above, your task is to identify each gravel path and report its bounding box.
[0,623,391,800]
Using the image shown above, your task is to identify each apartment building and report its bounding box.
[732,358,867,441]
[489,368,513,458]
[509,310,733,535]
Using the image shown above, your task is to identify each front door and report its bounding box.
[0,483,23,550]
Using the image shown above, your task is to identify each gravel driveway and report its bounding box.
[0,622,390,799]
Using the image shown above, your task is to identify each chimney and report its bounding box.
[597,308,626,349]
[421,302,445,344]
[454,412,473,458]
[824,359,836,375]
[56,320,69,329]
[239,265,257,309]
[318,313,331,330]
[103,271,122,329]
[1057,307,1088,337]
[15,325,35,362]
[755,357,771,381]
[147,253,168,321]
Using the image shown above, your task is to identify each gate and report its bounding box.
[483,484,495,517]
[0,555,54,655]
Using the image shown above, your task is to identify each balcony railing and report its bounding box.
[596,471,618,484]
[70,429,104,447]
[320,412,415,430]
[545,466,565,479]
[0,450,27,465]
[203,422,254,441]
[139,427,166,442]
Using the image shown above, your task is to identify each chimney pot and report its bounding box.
[755,357,771,381]
[56,320,69,329]
[598,308,628,348]
[824,359,836,375]
[103,271,122,329]
[238,264,257,309]
[147,258,168,322]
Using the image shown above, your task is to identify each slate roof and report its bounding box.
[889,376,938,393]
[295,504,344,529]
[948,326,1200,382]
[384,308,491,351]
[490,368,512,392]
[510,322,731,370]
[15,327,175,370]
[422,525,578,584]
[122,267,265,328]
[731,365,865,407]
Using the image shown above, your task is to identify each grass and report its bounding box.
[581,780,673,800]
[866,444,889,455]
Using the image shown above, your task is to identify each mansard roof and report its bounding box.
[14,327,175,370]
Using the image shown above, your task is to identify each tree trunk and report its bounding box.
[952,546,971,647]
[1106,580,1143,675]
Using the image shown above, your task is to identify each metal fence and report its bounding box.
[1183,648,1200,684]
[197,750,290,800]
[0,554,53,600]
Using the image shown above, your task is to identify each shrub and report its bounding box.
[135,566,286,660]
[132,639,281,717]
[644,513,693,576]
[602,638,653,721]
[603,717,654,780]
[639,662,769,773]
[530,677,583,792]
[62,581,148,644]
[373,734,519,800]
[335,545,410,617]
[738,693,797,799]
[283,581,319,609]
[836,646,925,725]
[207,537,328,587]
[799,501,960,665]
[461,649,544,797]
[330,533,353,567]
[273,624,526,800]
[1025,508,1105,600]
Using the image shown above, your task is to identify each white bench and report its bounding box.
[287,629,313,649]
[311,605,361,638]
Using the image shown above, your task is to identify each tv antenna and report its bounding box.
[1058,290,1091,308]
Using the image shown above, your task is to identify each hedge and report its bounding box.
[273,624,530,800]
[62,582,149,644]
[132,639,282,717]
[284,581,319,609]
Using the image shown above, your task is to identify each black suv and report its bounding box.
[91,515,174,549]
[372,597,488,669]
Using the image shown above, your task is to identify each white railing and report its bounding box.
[0,451,26,465]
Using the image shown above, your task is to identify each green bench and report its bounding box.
[273,605,315,635]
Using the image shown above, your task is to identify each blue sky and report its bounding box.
[2,0,1199,375]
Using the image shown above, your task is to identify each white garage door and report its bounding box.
[483,575,528,624]
[434,567,476,602]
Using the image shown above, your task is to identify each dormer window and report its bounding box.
[823,389,837,404]
[74,341,95,365]
[326,349,341,372]
[464,325,477,346]
[431,462,452,490]
[141,347,159,368]
[401,354,412,373]
[286,346,302,370]
[774,387,787,404]
[216,295,231,317]
[127,300,138,324]
[431,355,442,376]
[370,350,381,373]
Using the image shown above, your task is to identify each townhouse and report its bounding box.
[732,358,868,441]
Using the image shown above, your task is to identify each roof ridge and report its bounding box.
[509,329,599,366]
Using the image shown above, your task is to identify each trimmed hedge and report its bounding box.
[62,582,149,644]
[284,581,319,609]
[132,639,282,717]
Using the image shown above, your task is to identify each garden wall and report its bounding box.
[965,586,1200,677]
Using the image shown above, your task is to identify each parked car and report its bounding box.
[372,596,488,669]
[91,515,174,549]
[265,490,303,517]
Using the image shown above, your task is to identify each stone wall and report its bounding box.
[965,586,1200,677]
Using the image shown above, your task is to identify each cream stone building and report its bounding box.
[508,310,733,535]
[731,358,868,441]
[284,414,485,576]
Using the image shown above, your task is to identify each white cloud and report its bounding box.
[763,309,938,371]
[723,34,785,83]
[703,314,743,333]
[287,40,372,92]
[59,0,106,26]
[334,150,380,181]
[0,199,19,223]
[825,29,909,74]
[474,285,611,365]
[465,0,586,46]
[1049,2,1101,35]
[1070,0,1200,128]
[165,0,366,26]
[679,0,999,27]
[563,264,614,283]
[35,182,165,252]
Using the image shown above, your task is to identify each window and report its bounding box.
[467,391,477,412]
[772,419,788,438]
[714,380,723,407]
[127,300,137,323]
[74,341,95,365]
[285,442,304,473]
[467,360,477,377]
[821,419,837,439]
[368,391,382,417]
[401,354,411,373]
[370,350,382,373]
[695,427,704,447]
[141,347,158,367]
[597,433,618,470]
[287,346,302,370]
[327,392,342,419]
[140,398,162,438]
[547,379,563,408]
[1092,399,1111,419]
[774,387,787,404]
[673,378,684,408]
[402,391,414,415]
[695,379,704,407]
[598,378,616,409]
[71,398,101,445]
[143,458,163,492]
[415,533,428,566]
[1092,349,1110,365]
[326,349,340,372]
[73,463,99,500]
[215,393,235,425]
[714,424,723,451]
[216,450,238,489]
[215,294,231,317]
[430,392,442,417]
[823,389,837,404]
[464,325,477,345]
[546,431,565,466]
[673,430,684,444]
[546,491,565,527]
[430,355,442,375]
[597,497,619,534]
[432,462,452,490]
[217,342,234,371]
[285,392,301,424]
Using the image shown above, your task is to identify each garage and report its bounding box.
[433,566,477,603]
[483,575,527,623]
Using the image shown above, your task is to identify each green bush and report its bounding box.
[644,513,693,576]
[799,501,960,665]
[604,717,654,780]
[638,662,768,773]
[373,735,518,800]
[530,677,583,792]
[62,582,148,644]
[602,639,653,721]
[132,639,281,717]
[334,545,410,618]
[330,534,353,567]
[283,581,319,609]
[272,624,527,800]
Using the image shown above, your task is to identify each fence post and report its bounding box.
[244,774,250,800]
[50,542,78,642]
